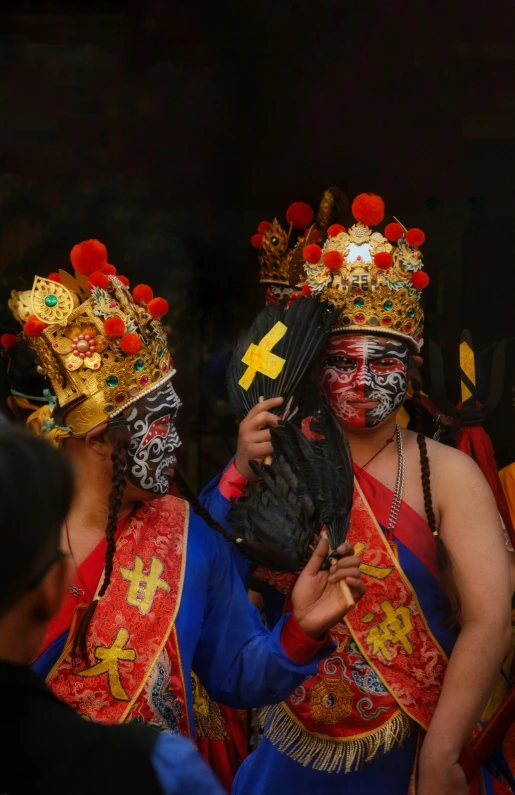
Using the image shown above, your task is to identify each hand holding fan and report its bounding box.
[228,403,356,609]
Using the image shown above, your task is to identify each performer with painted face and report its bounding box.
[204,194,512,794]
[4,239,364,790]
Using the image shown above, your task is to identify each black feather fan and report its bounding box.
[228,403,354,572]
[227,297,337,420]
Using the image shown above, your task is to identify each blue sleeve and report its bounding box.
[199,468,233,533]
[151,732,225,795]
[191,515,332,709]
[199,464,254,586]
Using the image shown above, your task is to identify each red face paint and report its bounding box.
[319,334,409,429]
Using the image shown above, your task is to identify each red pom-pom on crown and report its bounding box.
[47,272,62,283]
[104,316,126,338]
[251,233,262,249]
[133,284,154,305]
[117,275,130,287]
[323,250,344,271]
[303,243,322,264]
[411,271,430,289]
[88,271,109,290]
[286,202,314,230]
[327,224,346,238]
[120,333,142,355]
[374,252,393,270]
[301,284,312,296]
[406,228,425,248]
[384,222,403,243]
[351,193,385,227]
[148,297,169,318]
[1,333,18,349]
[24,316,47,338]
[257,221,271,235]
[102,263,117,276]
[70,239,108,276]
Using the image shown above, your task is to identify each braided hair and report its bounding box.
[173,468,236,544]
[412,391,460,624]
[73,416,131,665]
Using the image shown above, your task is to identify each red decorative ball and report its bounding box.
[286,201,315,230]
[406,228,426,247]
[303,243,323,264]
[148,297,169,318]
[301,284,312,296]
[251,233,263,249]
[104,316,126,338]
[257,221,271,234]
[374,251,393,270]
[88,271,109,290]
[351,193,385,226]
[327,224,346,238]
[411,271,430,289]
[384,222,403,243]
[70,239,108,276]
[117,275,130,287]
[102,263,117,276]
[1,333,18,349]
[47,272,62,283]
[133,284,154,305]
[24,316,47,338]
[120,333,142,354]
[323,250,344,271]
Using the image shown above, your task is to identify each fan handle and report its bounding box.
[259,395,273,466]
[324,534,355,612]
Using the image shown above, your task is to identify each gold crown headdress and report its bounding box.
[250,201,315,299]
[295,193,429,352]
[7,239,173,437]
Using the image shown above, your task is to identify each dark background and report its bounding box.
[0,0,514,485]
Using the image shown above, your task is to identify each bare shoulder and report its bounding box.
[404,430,493,503]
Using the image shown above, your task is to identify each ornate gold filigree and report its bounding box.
[10,276,174,437]
[31,277,76,325]
[299,221,425,351]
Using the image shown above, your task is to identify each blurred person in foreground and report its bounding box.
[0,421,225,795]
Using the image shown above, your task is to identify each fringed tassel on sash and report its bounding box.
[260,703,413,774]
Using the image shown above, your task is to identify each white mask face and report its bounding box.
[125,381,182,494]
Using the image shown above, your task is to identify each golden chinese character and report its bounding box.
[78,627,136,701]
[365,600,414,661]
[238,322,287,390]
[354,541,393,581]
[120,555,171,616]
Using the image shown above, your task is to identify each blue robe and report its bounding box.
[200,466,500,795]
[34,508,330,741]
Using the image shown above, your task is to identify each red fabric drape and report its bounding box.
[456,425,515,548]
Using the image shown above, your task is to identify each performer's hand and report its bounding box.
[291,538,364,639]
[235,397,283,480]
[417,758,467,795]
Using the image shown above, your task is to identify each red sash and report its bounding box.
[46,495,190,732]
[259,478,448,773]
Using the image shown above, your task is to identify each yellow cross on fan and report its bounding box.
[238,321,288,391]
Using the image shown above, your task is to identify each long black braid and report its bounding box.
[412,391,460,624]
[73,416,131,666]
[173,468,237,544]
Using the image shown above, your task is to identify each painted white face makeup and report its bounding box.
[320,334,409,429]
[125,381,182,494]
